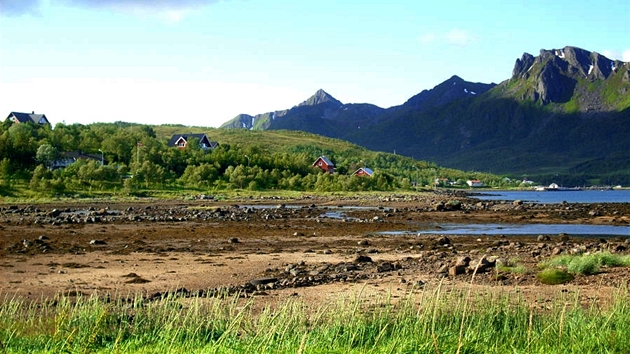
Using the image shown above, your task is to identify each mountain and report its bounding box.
[220,89,386,137]
[398,75,496,112]
[220,46,630,183]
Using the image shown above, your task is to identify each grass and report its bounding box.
[539,252,630,276]
[536,268,574,285]
[2,284,630,353]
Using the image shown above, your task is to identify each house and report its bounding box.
[312,156,335,173]
[6,111,50,126]
[167,133,218,150]
[466,179,484,188]
[51,151,102,170]
[434,177,450,186]
[353,167,374,177]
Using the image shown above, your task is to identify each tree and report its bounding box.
[36,144,59,169]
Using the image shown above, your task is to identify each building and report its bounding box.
[312,156,335,173]
[167,134,218,150]
[6,111,50,126]
[51,151,102,170]
[353,167,374,177]
[466,179,484,187]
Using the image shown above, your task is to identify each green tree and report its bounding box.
[35,144,59,168]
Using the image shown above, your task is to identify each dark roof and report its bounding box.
[313,156,335,167]
[167,133,215,148]
[7,111,50,125]
[62,151,101,160]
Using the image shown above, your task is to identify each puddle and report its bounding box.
[318,211,361,221]
[236,204,303,210]
[62,209,122,216]
[376,223,630,238]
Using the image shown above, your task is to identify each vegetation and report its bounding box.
[536,268,574,285]
[2,284,630,353]
[0,120,509,198]
[539,252,630,276]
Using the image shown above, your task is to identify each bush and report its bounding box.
[536,268,574,285]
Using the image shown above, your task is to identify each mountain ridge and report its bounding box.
[219,46,630,181]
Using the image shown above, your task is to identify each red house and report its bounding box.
[312,156,335,173]
[353,167,374,177]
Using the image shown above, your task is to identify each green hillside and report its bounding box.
[0,121,506,199]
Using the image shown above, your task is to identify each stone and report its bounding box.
[249,278,278,286]
[377,262,395,273]
[454,256,471,267]
[353,255,373,263]
[449,265,466,276]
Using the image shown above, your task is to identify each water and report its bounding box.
[378,223,630,238]
[473,189,630,204]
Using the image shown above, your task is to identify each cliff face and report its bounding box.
[510,46,629,108]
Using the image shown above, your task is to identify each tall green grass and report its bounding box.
[540,251,630,275]
[2,284,630,353]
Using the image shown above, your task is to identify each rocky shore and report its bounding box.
[1,192,629,304]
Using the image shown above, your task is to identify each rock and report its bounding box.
[353,255,373,263]
[89,239,107,245]
[228,238,239,244]
[551,247,563,256]
[454,256,471,267]
[48,209,62,218]
[377,262,395,273]
[449,265,466,276]
[435,236,451,246]
[537,235,550,241]
[468,256,495,273]
[357,240,369,246]
[249,278,278,286]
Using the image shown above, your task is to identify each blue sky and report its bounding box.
[1,0,629,127]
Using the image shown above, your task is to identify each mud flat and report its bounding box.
[2,192,629,305]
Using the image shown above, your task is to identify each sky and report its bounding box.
[1,0,629,128]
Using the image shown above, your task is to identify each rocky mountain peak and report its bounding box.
[298,89,342,107]
[511,46,628,104]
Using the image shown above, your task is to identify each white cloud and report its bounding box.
[446,29,475,47]
[602,49,630,62]
[418,29,476,47]
[418,33,436,45]
[1,0,222,20]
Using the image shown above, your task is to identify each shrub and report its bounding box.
[536,268,574,284]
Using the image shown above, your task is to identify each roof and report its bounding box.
[62,151,101,160]
[354,167,374,176]
[313,156,335,167]
[167,133,211,147]
[7,111,49,125]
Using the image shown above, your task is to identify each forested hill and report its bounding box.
[0,120,506,197]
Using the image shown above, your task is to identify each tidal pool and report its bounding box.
[377,223,630,238]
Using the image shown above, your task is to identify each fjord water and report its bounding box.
[389,189,630,238]
[413,223,630,237]
[472,189,630,204]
